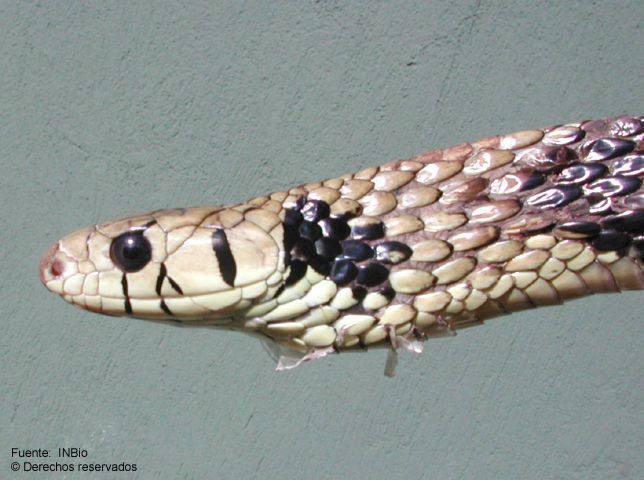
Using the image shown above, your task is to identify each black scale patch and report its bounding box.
[516,127,643,261]
[277,122,643,297]
[281,197,412,295]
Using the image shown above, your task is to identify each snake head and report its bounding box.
[39,205,288,323]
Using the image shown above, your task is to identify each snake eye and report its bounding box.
[110,232,152,272]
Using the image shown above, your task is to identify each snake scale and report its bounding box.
[40,115,643,374]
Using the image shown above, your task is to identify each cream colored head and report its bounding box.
[39,206,287,322]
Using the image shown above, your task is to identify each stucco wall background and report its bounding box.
[1,1,642,479]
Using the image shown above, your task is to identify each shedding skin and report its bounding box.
[40,115,644,374]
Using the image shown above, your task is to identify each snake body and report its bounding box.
[40,115,644,372]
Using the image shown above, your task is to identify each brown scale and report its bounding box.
[275,115,643,344]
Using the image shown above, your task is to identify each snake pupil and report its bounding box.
[110,232,152,272]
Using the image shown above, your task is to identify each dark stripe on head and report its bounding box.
[160,299,172,315]
[211,229,237,287]
[167,276,183,295]
[156,263,167,295]
[121,274,132,314]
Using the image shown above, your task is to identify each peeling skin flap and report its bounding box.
[261,327,425,376]
[276,347,335,371]
[384,349,398,377]
[260,336,335,371]
[384,327,425,377]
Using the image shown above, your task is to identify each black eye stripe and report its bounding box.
[160,299,172,315]
[156,262,183,295]
[167,276,183,295]
[121,274,132,314]
[211,229,236,287]
[156,263,167,295]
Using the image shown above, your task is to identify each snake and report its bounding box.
[39,115,643,375]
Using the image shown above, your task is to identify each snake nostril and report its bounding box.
[50,258,64,277]
[39,241,61,284]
